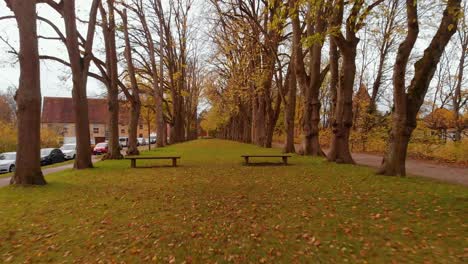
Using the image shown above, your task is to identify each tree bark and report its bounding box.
[290,0,328,156]
[7,0,46,185]
[135,1,165,147]
[328,0,356,164]
[63,0,100,169]
[328,49,356,164]
[284,59,297,153]
[379,0,461,176]
[121,8,141,156]
[453,24,467,141]
[329,37,339,128]
[157,13,165,147]
[101,0,123,160]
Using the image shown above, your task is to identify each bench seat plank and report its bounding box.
[241,155,291,157]
[125,156,181,159]
[126,156,181,168]
[241,155,291,165]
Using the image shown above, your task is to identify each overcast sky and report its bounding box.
[0,1,105,98]
[0,0,458,113]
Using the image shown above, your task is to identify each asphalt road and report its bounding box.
[273,143,468,186]
[0,156,101,187]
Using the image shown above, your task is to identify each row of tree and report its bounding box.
[204,0,464,176]
[1,0,203,185]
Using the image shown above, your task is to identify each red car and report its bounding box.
[93,142,108,155]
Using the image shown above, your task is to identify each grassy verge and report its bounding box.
[0,139,466,263]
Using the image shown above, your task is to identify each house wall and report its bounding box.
[42,122,155,144]
[118,124,151,138]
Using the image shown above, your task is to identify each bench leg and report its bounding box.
[282,157,288,165]
[131,159,136,168]
[244,157,249,165]
[172,158,177,167]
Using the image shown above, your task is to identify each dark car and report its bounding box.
[93,142,109,155]
[40,148,66,166]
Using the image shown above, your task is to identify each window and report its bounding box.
[63,127,68,134]
[121,129,126,134]
[139,125,144,129]
[139,134,143,138]
[93,127,99,134]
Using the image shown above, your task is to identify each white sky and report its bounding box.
[0,1,105,98]
[0,0,462,114]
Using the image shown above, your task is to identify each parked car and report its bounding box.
[137,137,147,146]
[119,137,129,147]
[149,136,157,144]
[40,148,65,166]
[93,142,109,155]
[60,143,76,160]
[0,152,16,174]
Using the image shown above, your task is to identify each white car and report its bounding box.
[119,137,129,147]
[137,137,147,146]
[60,144,76,160]
[0,152,16,174]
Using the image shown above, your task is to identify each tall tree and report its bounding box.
[367,0,401,112]
[150,0,167,146]
[126,0,165,147]
[3,0,45,185]
[328,0,383,164]
[291,0,331,156]
[453,0,468,141]
[378,0,461,176]
[99,0,123,160]
[38,0,101,169]
[119,8,142,155]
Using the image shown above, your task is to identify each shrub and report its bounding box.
[0,122,63,153]
[0,122,17,153]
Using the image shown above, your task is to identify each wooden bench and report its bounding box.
[125,156,181,168]
[241,155,292,165]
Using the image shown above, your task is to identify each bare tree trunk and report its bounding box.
[453,26,467,141]
[121,8,141,155]
[303,40,326,156]
[328,49,357,164]
[251,84,257,143]
[133,1,164,148]
[327,0,378,164]
[156,18,165,147]
[284,59,297,153]
[7,0,46,185]
[127,104,140,154]
[101,0,122,160]
[163,121,168,145]
[255,95,267,146]
[265,89,281,148]
[329,37,339,128]
[290,0,328,156]
[379,0,461,176]
[63,0,100,169]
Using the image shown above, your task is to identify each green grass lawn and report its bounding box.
[0,139,466,263]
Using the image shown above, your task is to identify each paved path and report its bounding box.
[273,143,468,186]
[0,157,101,187]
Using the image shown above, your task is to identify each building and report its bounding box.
[41,97,153,144]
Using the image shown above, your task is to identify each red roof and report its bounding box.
[41,97,131,124]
